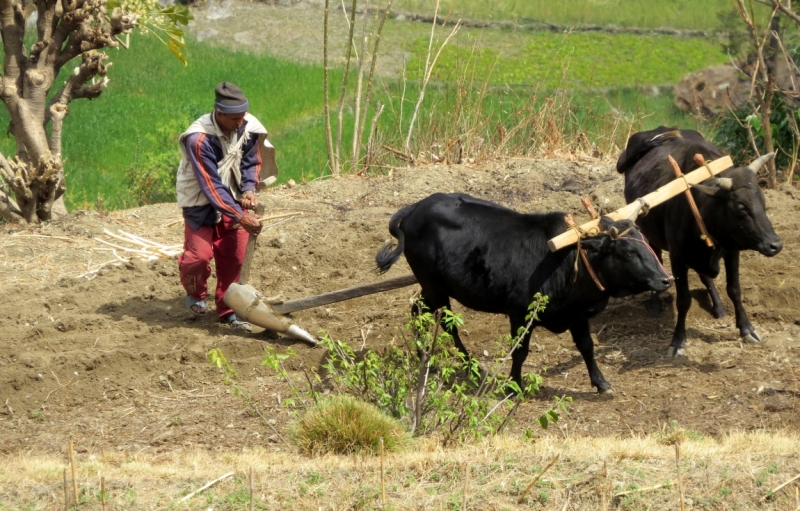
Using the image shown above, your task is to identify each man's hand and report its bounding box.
[239,213,263,236]
[241,191,258,210]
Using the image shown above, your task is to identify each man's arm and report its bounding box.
[239,133,263,210]
[184,133,246,221]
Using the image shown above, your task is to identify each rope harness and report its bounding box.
[669,154,715,247]
[569,217,673,292]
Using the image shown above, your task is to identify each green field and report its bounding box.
[410,31,728,88]
[0,2,740,212]
[394,0,737,30]
[0,35,337,210]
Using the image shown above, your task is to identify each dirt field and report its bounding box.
[1,158,799,509]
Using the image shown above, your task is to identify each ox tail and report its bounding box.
[375,205,412,274]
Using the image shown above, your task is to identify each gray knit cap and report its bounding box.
[214,82,249,114]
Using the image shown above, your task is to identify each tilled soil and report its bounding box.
[1,158,799,460]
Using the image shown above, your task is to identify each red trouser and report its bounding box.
[178,215,249,318]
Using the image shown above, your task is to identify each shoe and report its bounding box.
[186,296,208,316]
[220,313,252,332]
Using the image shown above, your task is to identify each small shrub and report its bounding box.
[290,394,410,456]
[125,117,188,206]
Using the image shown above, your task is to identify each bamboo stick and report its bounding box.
[517,454,560,503]
[547,155,732,252]
[63,468,68,511]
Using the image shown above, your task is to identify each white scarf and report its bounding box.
[176,113,276,208]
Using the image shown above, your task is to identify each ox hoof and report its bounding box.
[743,332,762,344]
[598,386,614,395]
[666,346,686,357]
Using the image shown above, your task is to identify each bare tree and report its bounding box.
[734,0,800,187]
[0,0,190,223]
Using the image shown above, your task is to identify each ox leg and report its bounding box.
[569,319,612,393]
[724,250,760,343]
[413,294,473,366]
[508,314,535,393]
[699,274,727,318]
[646,248,664,317]
[668,259,691,357]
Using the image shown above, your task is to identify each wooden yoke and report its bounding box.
[547,155,733,252]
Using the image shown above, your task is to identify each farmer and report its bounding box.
[176,82,275,332]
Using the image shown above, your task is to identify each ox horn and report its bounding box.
[747,152,776,174]
[716,177,733,190]
[608,226,619,239]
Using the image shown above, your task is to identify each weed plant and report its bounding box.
[289,395,410,456]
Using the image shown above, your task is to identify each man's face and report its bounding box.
[215,110,246,133]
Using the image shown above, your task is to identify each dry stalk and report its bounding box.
[404,0,462,153]
[380,438,386,507]
[63,468,68,511]
[323,0,337,176]
[249,467,254,511]
[764,473,800,501]
[354,0,392,172]
[517,454,560,504]
[69,441,78,506]
[350,0,372,171]
[336,0,359,169]
[461,462,470,511]
[101,476,106,511]
[179,471,235,503]
[675,444,686,511]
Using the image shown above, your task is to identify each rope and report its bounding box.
[570,224,605,291]
[635,198,651,217]
[670,154,714,247]
[569,225,673,292]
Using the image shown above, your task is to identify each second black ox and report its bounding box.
[376,193,672,393]
[617,127,783,356]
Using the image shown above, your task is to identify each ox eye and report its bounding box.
[737,203,749,216]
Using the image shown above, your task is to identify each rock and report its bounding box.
[196,28,219,42]
[674,65,751,117]
[234,31,255,46]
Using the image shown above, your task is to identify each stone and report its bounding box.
[674,65,751,117]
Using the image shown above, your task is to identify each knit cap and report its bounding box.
[214,82,249,114]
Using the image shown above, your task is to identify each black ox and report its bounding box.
[375,193,672,393]
[617,127,783,356]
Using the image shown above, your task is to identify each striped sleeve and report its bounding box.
[239,134,263,194]
[184,133,245,221]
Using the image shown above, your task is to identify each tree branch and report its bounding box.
[0,0,29,86]
[0,188,25,223]
[756,0,800,27]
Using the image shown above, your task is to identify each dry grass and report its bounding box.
[2,430,799,510]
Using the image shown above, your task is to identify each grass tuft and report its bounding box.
[290,395,410,456]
